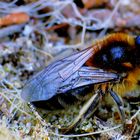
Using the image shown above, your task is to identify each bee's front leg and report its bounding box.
[61,90,101,134]
[108,89,126,124]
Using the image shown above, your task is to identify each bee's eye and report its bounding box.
[135,36,140,46]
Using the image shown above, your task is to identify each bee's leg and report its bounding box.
[108,89,125,124]
[61,90,101,134]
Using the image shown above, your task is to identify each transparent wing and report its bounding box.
[59,66,119,93]
[21,47,119,102]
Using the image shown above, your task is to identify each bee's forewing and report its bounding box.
[21,48,93,102]
[59,66,119,93]
[21,47,119,102]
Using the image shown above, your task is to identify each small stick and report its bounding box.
[0,12,29,27]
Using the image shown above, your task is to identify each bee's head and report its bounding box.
[134,35,140,65]
[135,36,140,46]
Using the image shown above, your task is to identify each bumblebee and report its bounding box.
[21,33,140,133]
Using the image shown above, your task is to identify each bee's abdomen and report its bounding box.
[32,86,94,110]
